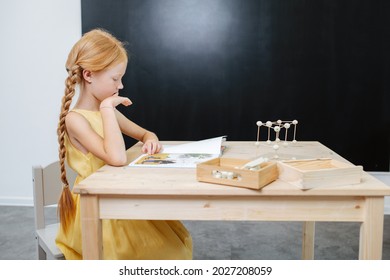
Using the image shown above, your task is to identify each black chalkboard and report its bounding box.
[81,0,390,171]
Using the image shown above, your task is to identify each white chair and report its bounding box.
[32,161,76,260]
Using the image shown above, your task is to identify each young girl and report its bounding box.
[55,29,193,260]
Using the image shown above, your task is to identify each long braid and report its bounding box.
[57,65,81,233]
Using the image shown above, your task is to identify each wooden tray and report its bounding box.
[196,157,278,190]
[277,158,363,189]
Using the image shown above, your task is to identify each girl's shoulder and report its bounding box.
[66,109,103,136]
[67,109,100,122]
[65,110,90,130]
[71,108,100,116]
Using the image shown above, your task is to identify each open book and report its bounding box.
[128,136,226,168]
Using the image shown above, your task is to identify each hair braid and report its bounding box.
[57,65,81,232]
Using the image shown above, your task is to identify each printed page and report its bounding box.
[128,136,226,168]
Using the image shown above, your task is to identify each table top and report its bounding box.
[73,141,390,197]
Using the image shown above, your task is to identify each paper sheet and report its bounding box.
[128,136,226,168]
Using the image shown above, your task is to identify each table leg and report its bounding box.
[359,197,384,260]
[80,194,102,259]
[302,221,315,260]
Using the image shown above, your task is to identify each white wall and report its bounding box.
[0,0,81,205]
[369,172,390,215]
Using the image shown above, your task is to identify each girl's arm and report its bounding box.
[65,95,132,166]
[115,110,162,154]
[65,111,126,166]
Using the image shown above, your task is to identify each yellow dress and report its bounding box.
[55,109,193,260]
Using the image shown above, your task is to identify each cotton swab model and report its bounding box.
[255,119,299,159]
[240,157,269,170]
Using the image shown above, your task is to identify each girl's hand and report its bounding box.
[142,139,162,155]
[100,93,132,109]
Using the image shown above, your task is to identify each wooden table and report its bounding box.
[73,141,390,259]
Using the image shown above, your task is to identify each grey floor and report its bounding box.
[1,205,390,260]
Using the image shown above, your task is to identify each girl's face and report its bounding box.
[89,62,127,102]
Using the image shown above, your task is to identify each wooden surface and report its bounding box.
[277,158,363,189]
[73,141,390,260]
[75,141,390,197]
[196,157,278,190]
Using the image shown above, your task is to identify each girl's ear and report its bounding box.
[82,69,92,84]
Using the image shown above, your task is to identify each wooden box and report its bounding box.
[277,158,363,189]
[196,158,278,190]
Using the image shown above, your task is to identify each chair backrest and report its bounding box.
[32,161,77,230]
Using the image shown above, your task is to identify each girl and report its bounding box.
[56,29,192,260]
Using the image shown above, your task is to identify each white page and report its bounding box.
[128,136,226,168]
[162,136,226,154]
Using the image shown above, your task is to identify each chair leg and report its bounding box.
[36,237,46,260]
[37,244,46,260]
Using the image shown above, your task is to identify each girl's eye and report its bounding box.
[113,78,119,82]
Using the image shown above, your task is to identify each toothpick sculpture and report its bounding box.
[255,120,298,158]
